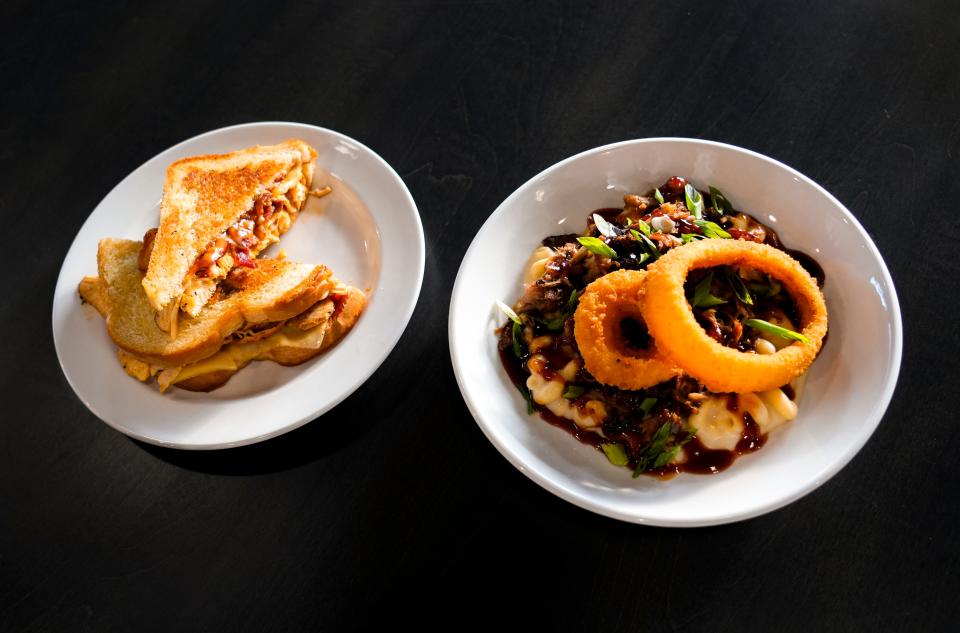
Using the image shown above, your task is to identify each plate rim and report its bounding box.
[52,120,425,450]
[448,136,903,526]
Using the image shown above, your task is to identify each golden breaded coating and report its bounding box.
[574,269,679,390]
[642,240,828,393]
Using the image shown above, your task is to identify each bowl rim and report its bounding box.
[448,136,903,526]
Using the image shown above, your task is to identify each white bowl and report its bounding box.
[53,122,424,449]
[449,138,901,526]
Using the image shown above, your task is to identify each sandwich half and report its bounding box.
[141,139,318,335]
[82,238,365,393]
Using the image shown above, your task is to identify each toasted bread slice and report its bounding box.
[142,139,317,326]
[168,285,366,392]
[79,275,110,317]
[91,238,333,368]
[79,240,367,392]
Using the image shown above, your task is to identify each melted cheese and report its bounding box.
[152,323,328,391]
[523,246,556,286]
[688,373,807,448]
[689,397,744,451]
[526,356,605,429]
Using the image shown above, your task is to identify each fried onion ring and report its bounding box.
[643,240,828,393]
[574,270,680,390]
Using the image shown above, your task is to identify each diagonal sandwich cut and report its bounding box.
[81,238,365,393]
[141,140,318,336]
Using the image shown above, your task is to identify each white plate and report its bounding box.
[449,138,902,526]
[53,122,424,449]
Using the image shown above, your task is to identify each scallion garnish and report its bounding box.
[725,270,754,306]
[538,289,580,331]
[685,184,704,220]
[632,219,651,236]
[691,272,726,308]
[694,219,732,239]
[744,318,810,344]
[632,422,673,476]
[681,233,706,243]
[496,300,521,324]
[516,383,535,414]
[640,397,658,416]
[511,321,524,358]
[748,279,782,298]
[563,385,585,399]
[709,185,734,214]
[592,213,620,239]
[630,229,660,260]
[654,188,665,204]
[602,443,630,466]
[577,236,618,259]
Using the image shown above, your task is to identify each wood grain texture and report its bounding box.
[1,0,959,631]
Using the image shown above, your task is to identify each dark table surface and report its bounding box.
[3,0,959,631]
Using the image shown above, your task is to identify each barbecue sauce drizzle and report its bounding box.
[497,185,822,477]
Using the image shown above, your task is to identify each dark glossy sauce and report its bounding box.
[784,248,826,287]
[656,409,766,476]
[538,408,606,450]
[672,439,735,475]
[497,184,825,478]
[499,325,772,477]
[498,334,530,391]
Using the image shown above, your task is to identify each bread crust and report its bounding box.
[78,276,110,317]
[80,239,366,393]
[141,139,317,314]
[177,285,367,390]
[174,370,235,392]
[96,238,332,368]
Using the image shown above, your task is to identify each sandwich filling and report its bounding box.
[111,284,358,392]
[178,162,313,317]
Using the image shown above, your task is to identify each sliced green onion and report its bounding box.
[629,229,660,259]
[691,272,726,308]
[725,270,754,306]
[563,385,586,399]
[685,184,704,220]
[744,318,810,344]
[631,219,651,236]
[511,321,524,358]
[632,422,674,477]
[537,288,580,331]
[653,446,680,469]
[681,233,706,243]
[602,443,630,467]
[709,185,734,214]
[577,236,618,259]
[748,278,783,298]
[496,300,521,324]
[694,219,732,239]
[654,188,665,204]
[640,397,658,416]
[516,383,535,414]
[592,213,620,239]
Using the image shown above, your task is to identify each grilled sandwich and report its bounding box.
[141,140,318,336]
[81,238,365,393]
